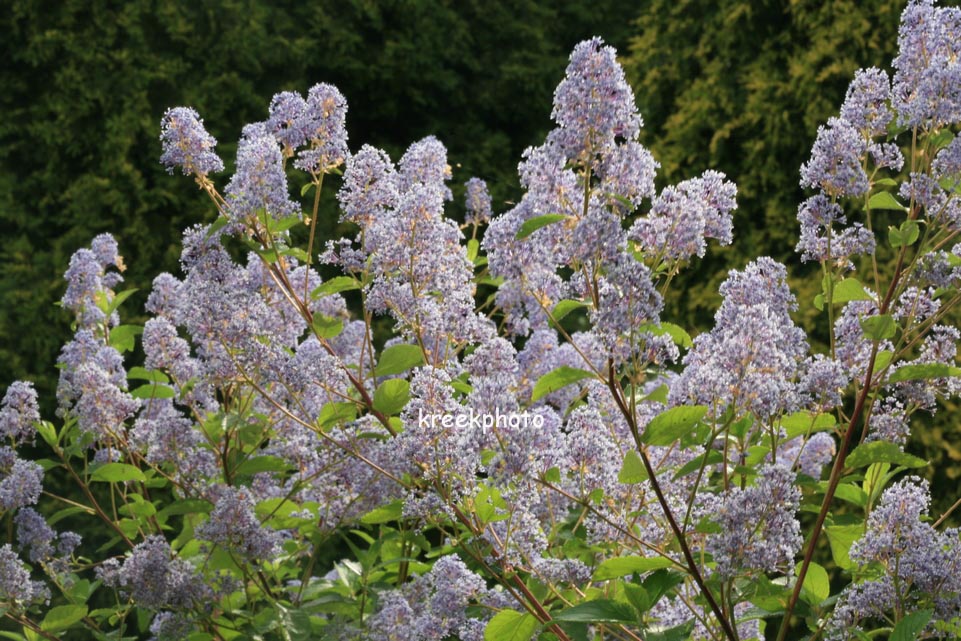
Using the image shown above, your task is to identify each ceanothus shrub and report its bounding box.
[2,3,961,640]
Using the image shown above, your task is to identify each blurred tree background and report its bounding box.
[1,0,958,508]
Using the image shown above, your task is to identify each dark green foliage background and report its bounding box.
[1,0,958,508]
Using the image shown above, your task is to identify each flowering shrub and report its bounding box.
[3,2,961,640]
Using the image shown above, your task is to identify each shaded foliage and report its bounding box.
[0,0,635,411]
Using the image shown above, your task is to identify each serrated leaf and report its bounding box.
[373,379,410,415]
[485,610,539,641]
[552,599,637,624]
[796,561,830,605]
[375,344,424,377]
[593,555,673,580]
[40,605,87,633]
[887,362,961,384]
[90,463,146,483]
[867,191,907,211]
[891,609,933,641]
[311,276,361,299]
[618,450,648,484]
[515,213,569,240]
[531,366,594,402]
[641,405,708,446]
[846,441,927,469]
[860,314,897,341]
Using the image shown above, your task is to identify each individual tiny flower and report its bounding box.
[0,381,39,445]
[800,117,869,197]
[159,107,224,176]
[464,177,492,225]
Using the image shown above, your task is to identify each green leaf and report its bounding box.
[311,276,361,299]
[623,583,651,615]
[552,599,637,624]
[672,449,724,480]
[551,299,589,325]
[373,379,411,415]
[515,213,569,240]
[311,313,344,339]
[467,238,480,262]
[485,610,539,641]
[781,411,836,440]
[639,322,694,349]
[130,383,176,399]
[618,450,649,484]
[891,609,933,641]
[887,362,961,384]
[317,402,358,430]
[267,214,302,234]
[860,314,897,341]
[360,500,404,525]
[301,182,314,197]
[109,324,143,353]
[646,621,696,641]
[90,463,146,483]
[846,441,927,469]
[796,561,830,605]
[641,405,708,446]
[593,555,673,580]
[825,523,864,570]
[40,605,88,633]
[875,178,899,187]
[204,216,231,239]
[531,366,594,402]
[375,344,425,377]
[36,421,58,449]
[889,220,920,248]
[867,191,907,211]
[127,367,169,383]
[832,278,874,305]
[234,455,290,477]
